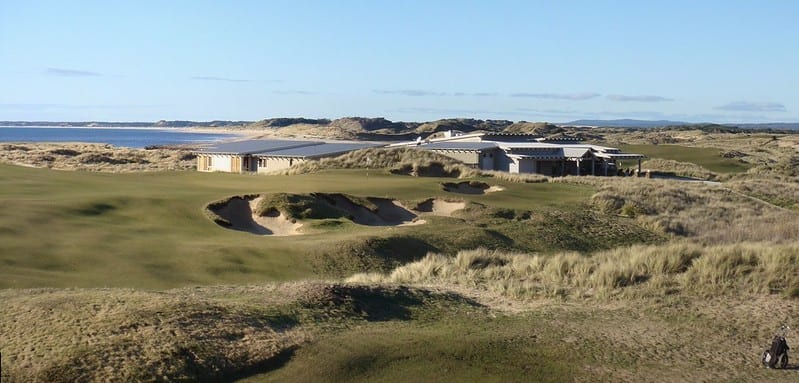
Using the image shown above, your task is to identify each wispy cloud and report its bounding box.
[606,95,673,102]
[272,90,316,95]
[514,107,582,116]
[191,76,251,83]
[509,92,600,100]
[453,92,498,97]
[374,89,448,97]
[394,106,498,116]
[715,101,786,112]
[45,67,102,77]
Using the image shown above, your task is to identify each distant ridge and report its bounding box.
[3,117,798,132]
[0,120,252,128]
[565,119,799,130]
[565,119,688,128]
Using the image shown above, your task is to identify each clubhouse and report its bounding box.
[195,139,380,174]
[195,133,645,176]
[391,131,646,176]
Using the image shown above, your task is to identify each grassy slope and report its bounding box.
[0,165,601,288]
[5,283,796,383]
[618,144,751,173]
[244,313,577,383]
[3,135,799,383]
[243,295,798,383]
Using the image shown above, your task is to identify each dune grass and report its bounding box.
[5,281,794,383]
[560,176,799,244]
[349,243,799,299]
[276,147,480,178]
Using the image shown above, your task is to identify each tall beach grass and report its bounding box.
[349,243,799,299]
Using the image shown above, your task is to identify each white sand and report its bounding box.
[249,197,302,236]
[427,199,466,217]
[211,194,468,236]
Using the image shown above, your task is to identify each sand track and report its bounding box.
[208,193,466,235]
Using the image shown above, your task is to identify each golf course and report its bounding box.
[2,129,799,382]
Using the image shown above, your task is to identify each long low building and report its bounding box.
[195,139,380,173]
[196,133,645,177]
[391,131,646,176]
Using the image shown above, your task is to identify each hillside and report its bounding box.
[567,119,689,128]
[2,128,799,382]
[0,120,252,128]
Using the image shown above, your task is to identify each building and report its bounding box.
[196,133,645,177]
[195,139,380,173]
[390,131,646,176]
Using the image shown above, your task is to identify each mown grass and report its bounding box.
[244,315,576,383]
[619,144,751,173]
[0,164,599,288]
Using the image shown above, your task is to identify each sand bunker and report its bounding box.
[321,194,423,227]
[210,196,302,236]
[250,197,304,235]
[414,198,467,217]
[208,193,467,235]
[442,181,504,195]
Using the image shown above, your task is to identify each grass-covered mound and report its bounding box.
[201,190,665,277]
[0,143,196,172]
[349,243,799,299]
[577,177,799,244]
[275,147,479,178]
[205,192,469,235]
[0,283,482,382]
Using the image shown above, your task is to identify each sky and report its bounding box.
[1,0,798,123]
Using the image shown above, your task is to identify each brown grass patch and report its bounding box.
[0,143,195,172]
[349,243,799,299]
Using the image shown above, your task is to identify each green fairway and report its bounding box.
[618,144,751,173]
[0,165,611,289]
[242,314,577,383]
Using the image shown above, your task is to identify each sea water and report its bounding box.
[0,126,236,148]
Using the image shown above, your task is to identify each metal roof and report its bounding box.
[199,139,321,154]
[499,142,562,149]
[508,153,565,160]
[596,153,647,160]
[255,142,382,158]
[420,142,499,151]
[562,147,593,158]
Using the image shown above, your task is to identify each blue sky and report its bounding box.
[1,0,797,123]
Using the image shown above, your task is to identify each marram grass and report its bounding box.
[348,243,799,299]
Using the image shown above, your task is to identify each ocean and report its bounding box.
[0,126,237,148]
